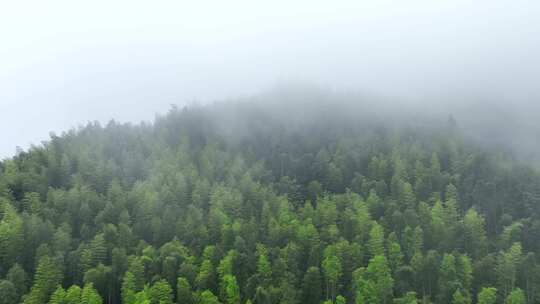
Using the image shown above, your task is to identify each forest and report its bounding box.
[1,93,540,304]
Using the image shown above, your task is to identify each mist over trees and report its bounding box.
[1,90,540,304]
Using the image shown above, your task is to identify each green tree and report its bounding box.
[81,283,102,304]
[23,256,63,304]
[477,287,497,304]
[221,275,240,304]
[366,255,394,304]
[496,243,522,298]
[456,254,473,293]
[6,263,28,302]
[127,258,145,291]
[368,223,385,258]
[393,292,417,304]
[322,246,342,301]
[253,287,270,304]
[89,234,107,267]
[462,208,488,259]
[505,288,525,304]
[0,201,23,268]
[122,272,137,304]
[177,277,194,304]
[256,245,272,282]
[387,241,404,274]
[217,250,236,279]
[0,280,18,304]
[65,285,82,304]
[302,267,322,304]
[355,276,377,304]
[400,182,416,209]
[48,286,66,304]
[451,289,471,304]
[149,280,173,304]
[199,290,221,304]
[438,253,459,304]
[195,259,216,291]
[335,295,346,304]
[402,226,423,261]
[83,263,112,302]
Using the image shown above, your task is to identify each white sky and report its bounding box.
[1,0,539,158]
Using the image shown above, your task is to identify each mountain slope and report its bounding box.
[1,92,540,304]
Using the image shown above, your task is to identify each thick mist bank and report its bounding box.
[182,86,540,166]
[2,1,539,160]
[5,86,540,167]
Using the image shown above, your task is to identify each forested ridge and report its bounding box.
[1,93,540,304]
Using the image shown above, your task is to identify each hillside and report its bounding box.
[1,93,540,304]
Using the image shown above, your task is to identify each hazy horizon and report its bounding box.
[1,0,539,158]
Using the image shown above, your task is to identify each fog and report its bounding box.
[1,0,539,159]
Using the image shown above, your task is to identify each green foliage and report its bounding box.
[46,284,101,304]
[199,290,221,304]
[463,208,488,258]
[122,272,137,304]
[0,200,23,268]
[217,250,236,279]
[355,278,377,304]
[496,243,522,298]
[477,287,497,304]
[47,286,66,304]
[302,267,322,304]
[221,275,240,304]
[65,285,82,304]
[393,292,417,304]
[253,287,270,304]
[195,259,216,291]
[322,246,342,300]
[356,255,394,304]
[1,100,540,304]
[23,256,63,304]
[367,255,394,303]
[335,295,346,304]
[83,263,112,301]
[387,240,404,273]
[505,288,525,304]
[149,280,173,304]
[256,244,272,281]
[452,289,471,304]
[81,283,103,304]
[367,223,385,258]
[6,263,28,302]
[177,277,194,304]
[0,280,18,304]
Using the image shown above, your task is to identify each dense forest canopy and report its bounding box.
[1,90,540,304]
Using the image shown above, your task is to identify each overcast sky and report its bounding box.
[1,0,539,158]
